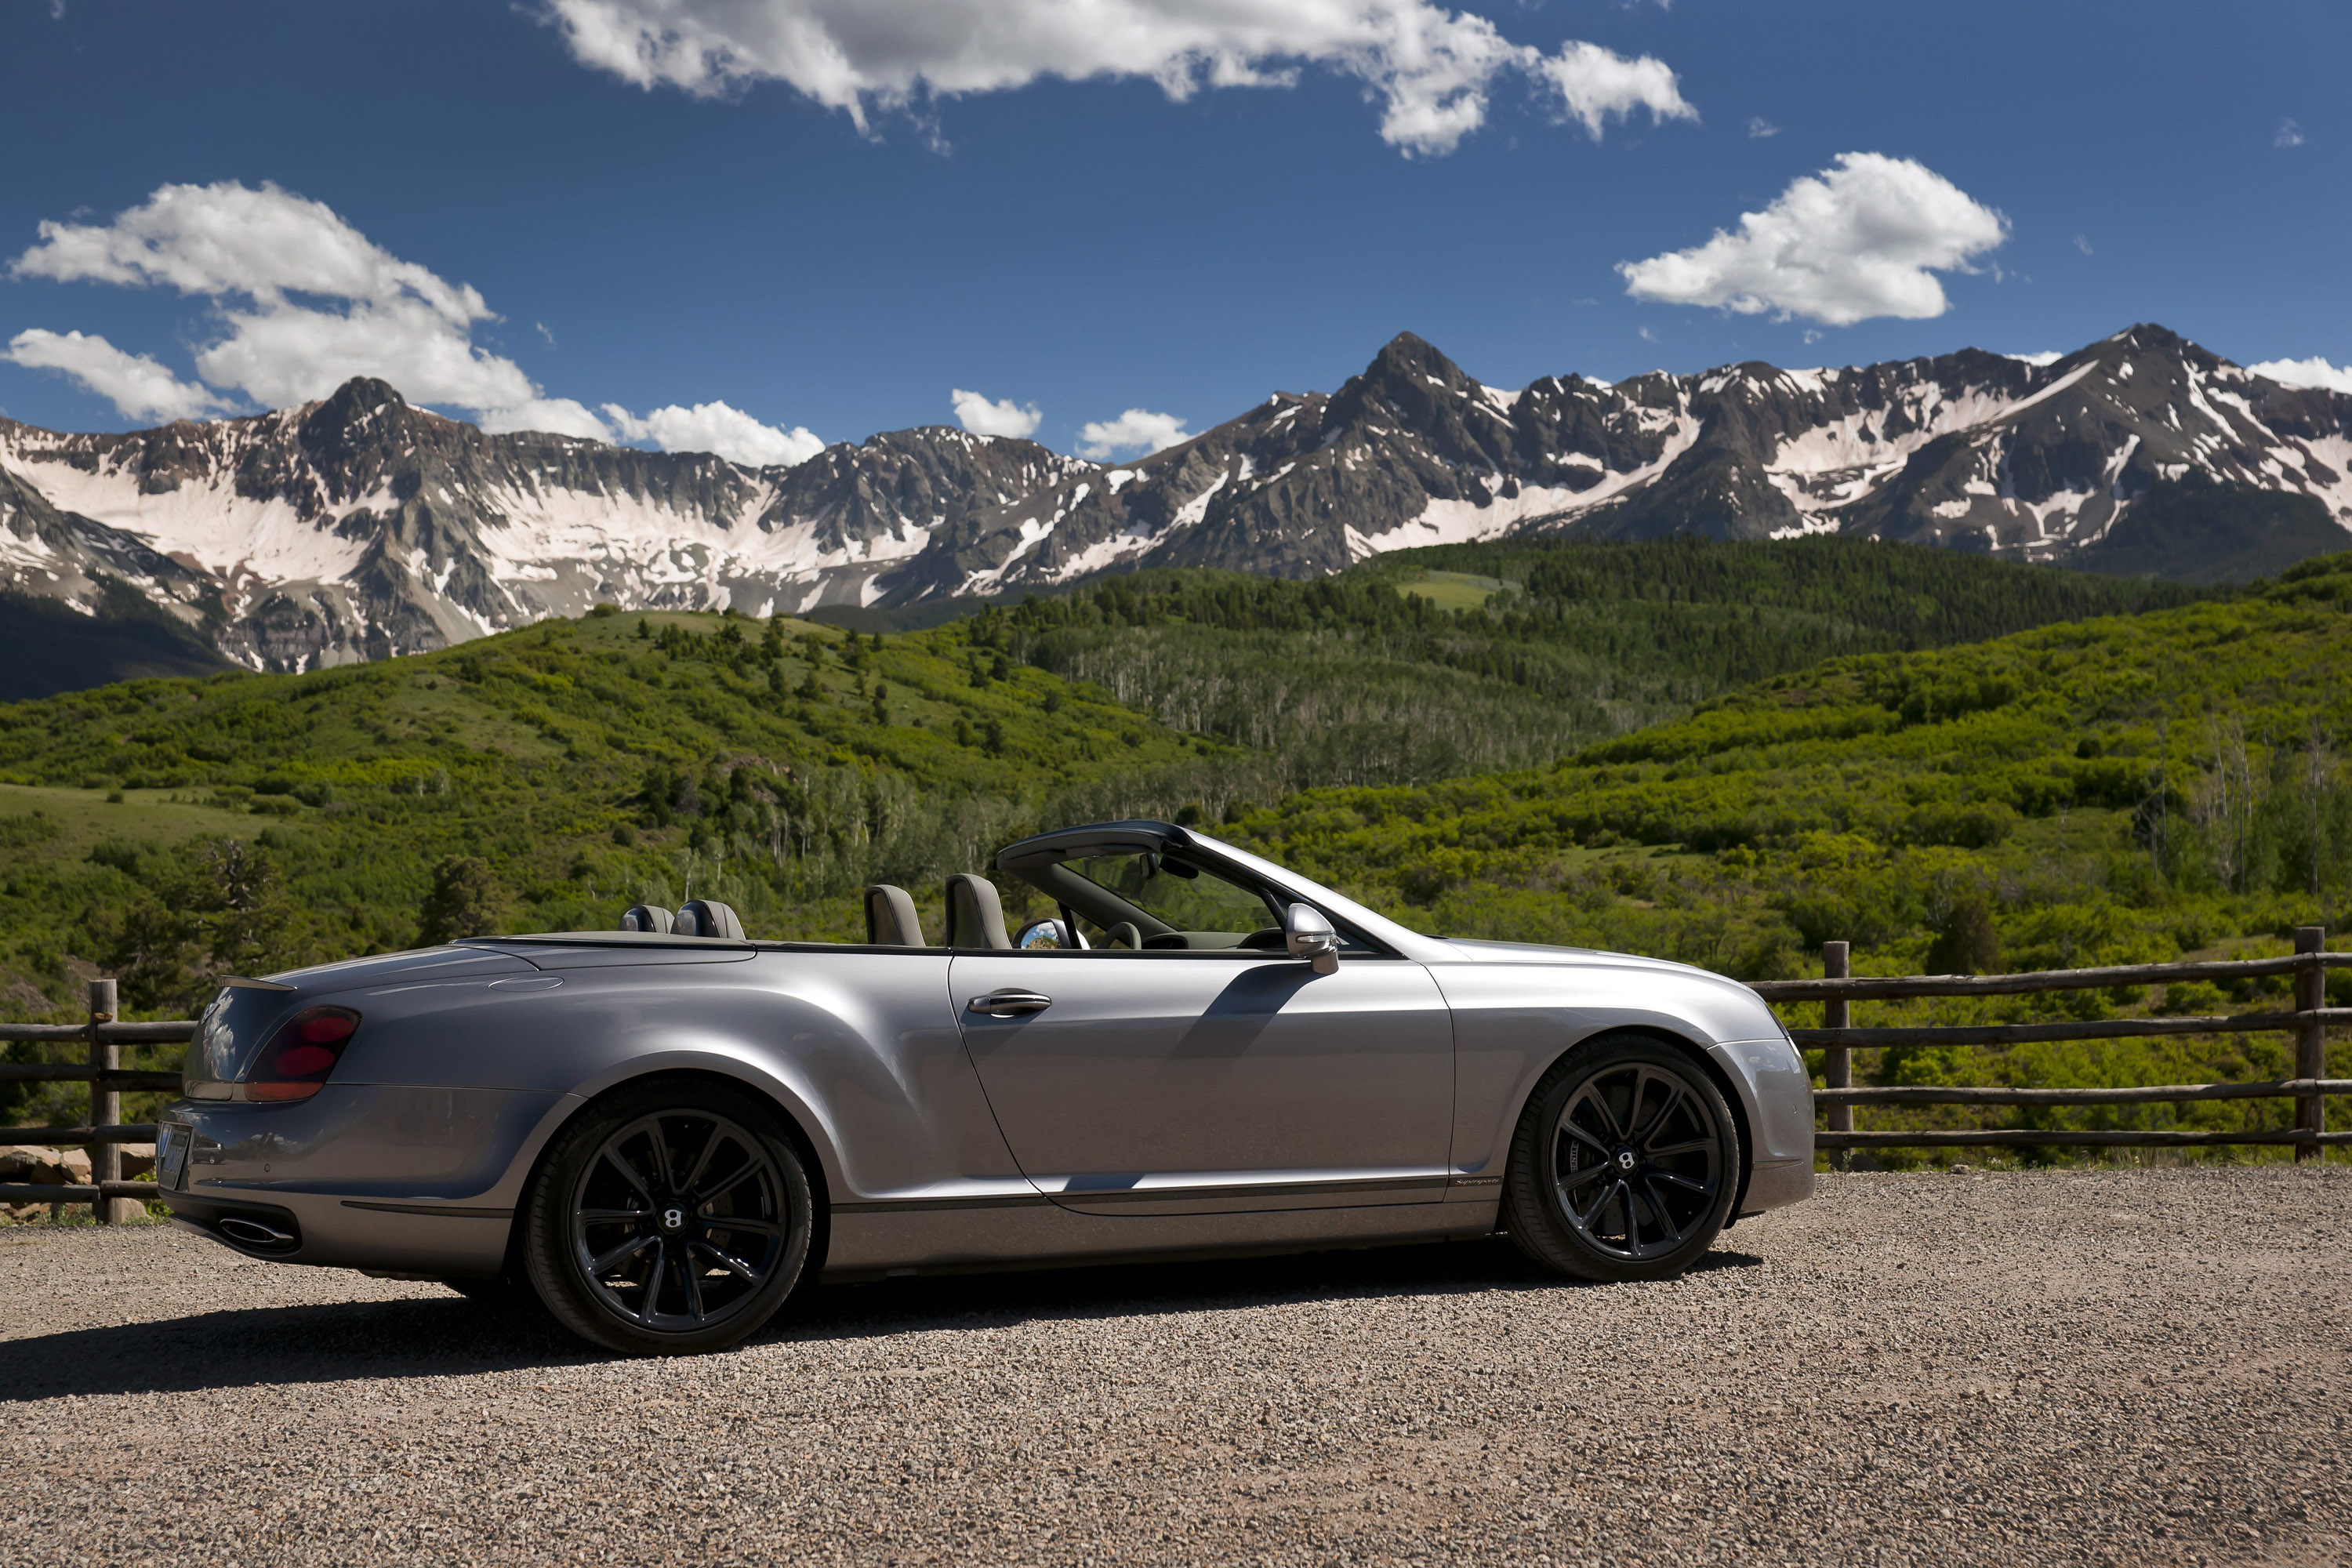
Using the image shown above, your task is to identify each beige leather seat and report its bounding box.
[942,873,1014,949]
[863,884,927,946]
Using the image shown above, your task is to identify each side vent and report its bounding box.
[621,906,676,933]
[676,900,745,939]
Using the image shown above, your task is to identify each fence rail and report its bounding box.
[1758,927,2346,1156]
[2,935,2346,1218]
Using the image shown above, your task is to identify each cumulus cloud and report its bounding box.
[6,180,781,445]
[1616,152,2008,326]
[540,0,1694,157]
[951,387,1043,437]
[2002,350,2063,368]
[8,180,557,422]
[3,328,229,422]
[2073,233,2093,256]
[2249,357,2352,395]
[602,400,825,466]
[2276,118,2304,148]
[1076,407,1189,459]
[1747,116,1778,139]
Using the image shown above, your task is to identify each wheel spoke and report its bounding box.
[579,1207,648,1223]
[1646,1137,1715,1159]
[590,1232,657,1275]
[1570,1084,1624,1145]
[644,1123,678,1192]
[1556,1118,1614,1160]
[1631,1083,1684,1148]
[695,1154,771,1207]
[601,1148,655,1203]
[1642,1178,1682,1244]
[1574,1176,1624,1231]
[705,1216,783,1236]
[681,1243,709,1323]
[1651,1169,1712,1196]
[681,1123,725,1195]
[693,1240,760,1283]
[1557,1160,1613,1195]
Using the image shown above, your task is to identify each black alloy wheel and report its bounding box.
[524,1078,812,1355]
[1502,1033,1738,1283]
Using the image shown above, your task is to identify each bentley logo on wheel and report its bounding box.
[662,1207,685,1230]
[1616,1150,1637,1171]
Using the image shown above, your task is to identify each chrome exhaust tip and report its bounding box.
[216,1214,297,1249]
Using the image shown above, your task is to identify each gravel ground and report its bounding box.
[3,1168,2349,1567]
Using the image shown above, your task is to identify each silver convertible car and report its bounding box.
[154,820,1814,1355]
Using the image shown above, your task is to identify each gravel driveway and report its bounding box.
[3,1168,2348,1566]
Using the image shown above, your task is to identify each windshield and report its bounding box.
[1061,851,1278,942]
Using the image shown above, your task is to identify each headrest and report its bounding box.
[676,899,745,939]
[620,905,675,933]
[943,873,1014,949]
[863,884,927,947]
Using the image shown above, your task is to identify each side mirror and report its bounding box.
[1014,917,1085,950]
[1284,903,1340,975]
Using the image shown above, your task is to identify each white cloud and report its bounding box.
[9,180,546,416]
[2002,350,2063,368]
[1747,116,1778,139]
[540,0,1693,157]
[2073,232,2093,256]
[951,387,1043,437]
[477,397,617,441]
[3,328,229,422]
[2249,357,2352,395]
[1528,42,1693,140]
[7,180,773,448]
[1076,407,1189,459]
[601,399,824,466]
[1616,152,2008,326]
[2276,118,2304,148]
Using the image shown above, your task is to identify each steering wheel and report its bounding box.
[1238,927,1287,951]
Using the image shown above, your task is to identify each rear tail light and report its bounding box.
[245,1007,361,1102]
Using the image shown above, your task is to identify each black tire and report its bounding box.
[523,1076,814,1356]
[1502,1033,1740,1283]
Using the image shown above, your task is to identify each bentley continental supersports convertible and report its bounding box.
[154,820,1815,1354]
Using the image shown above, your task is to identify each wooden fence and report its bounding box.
[0,980,191,1221]
[1751,927,2352,1154]
[2,935,2347,1218]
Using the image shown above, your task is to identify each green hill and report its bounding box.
[1001,535,2207,780]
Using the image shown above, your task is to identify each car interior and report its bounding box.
[616,834,1369,956]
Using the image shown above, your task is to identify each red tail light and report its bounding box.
[245,1007,361,1102]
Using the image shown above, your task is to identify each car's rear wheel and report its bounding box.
[1501,1033,1738,1283]
[524,1077,813,1356]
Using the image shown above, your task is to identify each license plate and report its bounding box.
[156,1123,190,1191]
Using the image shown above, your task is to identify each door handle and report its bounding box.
[967,989,1053,1018]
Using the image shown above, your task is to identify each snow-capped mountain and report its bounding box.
[888,325,2352,602]
[2,324,2347,674]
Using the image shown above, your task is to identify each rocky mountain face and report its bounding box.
[1,325,2346,679]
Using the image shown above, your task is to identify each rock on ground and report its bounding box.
[1,1168,2347,1566]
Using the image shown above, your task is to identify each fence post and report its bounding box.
[86,977,132,1224]
[2296,927,2325,1163]
[1823,942,1851,1171]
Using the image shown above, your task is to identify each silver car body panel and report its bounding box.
[155,826,1815,1279]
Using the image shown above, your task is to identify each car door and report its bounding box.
[951,948,1454,1215]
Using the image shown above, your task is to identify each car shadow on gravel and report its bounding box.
[0,1240,1763,1400]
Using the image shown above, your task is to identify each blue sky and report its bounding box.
[2,0,2345,463]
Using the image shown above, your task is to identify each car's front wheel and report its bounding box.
[524,1076,814,1355]
[1501,1033,1739,1283]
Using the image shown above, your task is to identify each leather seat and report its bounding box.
[864,884,927,946]
[942,873,1014,949]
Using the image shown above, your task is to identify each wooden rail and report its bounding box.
[0,980,197,1222]
[1753,926,2346,1156]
